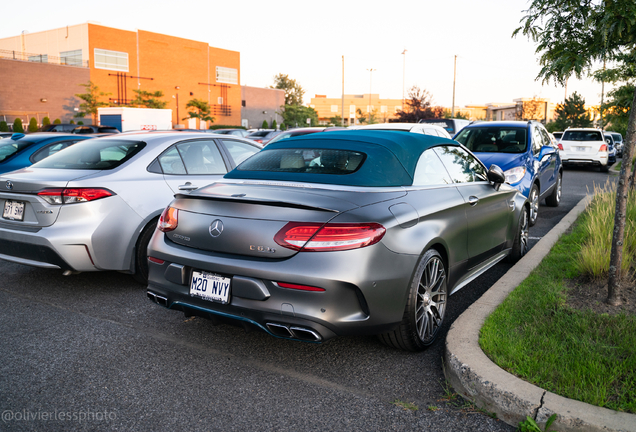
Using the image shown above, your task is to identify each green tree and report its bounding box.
[552,92,593,130]
[12,118,24,133]
[328,115,343,126]
[514,0,636,306]
[261,120,269,129]
[279,105,318,128]
[42,117,51,128]
[394,86,444,122]
[0,121,8,132]
[271,119,277,130]
[53,118,61,124]
[443,109,470,120]
[129,89,168,109]
[28,118,38,132]
[271,74,305,106]
[184,98,215,125]
[75,81,110,124]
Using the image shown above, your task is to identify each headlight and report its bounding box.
[503,166,526,184]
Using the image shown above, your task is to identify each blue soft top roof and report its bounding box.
[224,130,458,187]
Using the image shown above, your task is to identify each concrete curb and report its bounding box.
[444,196,636,432]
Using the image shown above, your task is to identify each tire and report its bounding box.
[132,221,157,285]
[378,249,448,351]
[507,204,529,263]
[545,172,562,207]
[600,164,609,173]
[528,183,540,227]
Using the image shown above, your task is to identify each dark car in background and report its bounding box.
[245,129,282,145]
[264,127,344,145]
[212,129,251,138]
[607,131,624,157]
[603,133,618,165]
[0,133,93,174]
[41,124,77,133]
[454,120,562,226]
[72,125,120,134]
[146,130,529,351]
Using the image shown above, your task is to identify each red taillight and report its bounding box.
[158,206,178,232]
[558,143,564,151]
[37,188,113,204]
[148,256,165,264]
[599,144,608,152]
[276,282,325,292]
[274,222,386,252]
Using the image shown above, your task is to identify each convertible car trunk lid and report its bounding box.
[165,181,405,258]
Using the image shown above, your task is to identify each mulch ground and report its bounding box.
[565,275,636,316]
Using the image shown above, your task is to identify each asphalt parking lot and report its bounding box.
[0,165,617,431]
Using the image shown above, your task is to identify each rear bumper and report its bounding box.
[147,232,419,342]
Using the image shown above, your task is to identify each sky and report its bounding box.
[1,0,611,108]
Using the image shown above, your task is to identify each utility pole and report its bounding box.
[341,56,345,127]
[600,59,606,130]
[451,55,457,118]
[401,49,407,109]
[367,68,375,124]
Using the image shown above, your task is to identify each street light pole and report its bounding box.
[174,86,180,127]
[342,56,345,127]
[401,49,407,109]
[367,68,375,124]
[451,56,457,118]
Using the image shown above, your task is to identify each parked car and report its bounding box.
[41,124,77,133]
[146,130,529,351]
[607,131,624,157]
[603,133,618,165]
[0,132,14,139]
[351,122,452,138]
[0,133,93,174]
[418,118,471,136]
[72,125,120,134]
[453,120,562,226]
[245,129,283,144]
[559,127,612,172]
[552,131,564,141]
[212,129,251,138]
[264,127,344,145]
[0,132,262,284]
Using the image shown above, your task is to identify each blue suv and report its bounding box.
[454,121,562,226]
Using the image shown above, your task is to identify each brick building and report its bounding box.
[309,94,403,126]
[0,23,241,128]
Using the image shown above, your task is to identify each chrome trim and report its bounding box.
[450,249,510,295]
[0,252,61,269]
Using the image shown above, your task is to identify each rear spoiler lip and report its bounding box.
[174,193,341,213]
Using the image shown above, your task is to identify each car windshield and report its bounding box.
[454,127,527,153]
[34,139,146,170]
[611,133,622,143]
[562,130,602,141]
[236,148,365,175]
[0,140,34,163]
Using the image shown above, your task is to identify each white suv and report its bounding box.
[559,128,611,172]
[350,122,452,139]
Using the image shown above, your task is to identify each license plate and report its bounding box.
[576,147,588,152]
[190,271,231,303]
[2,200,25,221]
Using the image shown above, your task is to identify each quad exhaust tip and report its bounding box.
[147,291,168,307]
[266,323,321,342]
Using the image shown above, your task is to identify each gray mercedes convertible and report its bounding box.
[147,130,529,351]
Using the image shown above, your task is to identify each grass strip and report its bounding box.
[479,194,636,413]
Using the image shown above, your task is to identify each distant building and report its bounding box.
[309,94,403,126]
[0,23,241,128]
[241,86,285,129]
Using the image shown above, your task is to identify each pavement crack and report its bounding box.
[534,390,547,421]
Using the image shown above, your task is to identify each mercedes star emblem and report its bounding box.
[209,219,224,238]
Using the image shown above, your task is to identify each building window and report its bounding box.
[381,105,387,113]
[331,105,338,113]
[94,48,128,72]
[349,105,356,114]
[216,66,238,84]
[242,100,246,107]
[60,49,82,66]
[218,97,223,105]
[28,54,48,63]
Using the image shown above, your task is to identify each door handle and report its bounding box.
[468,196,479,206]
[178,182,198,191]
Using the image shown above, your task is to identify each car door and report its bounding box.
[157,139,231,194]
[434,145,513,269]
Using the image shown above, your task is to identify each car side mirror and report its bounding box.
[487,164,506,191]
[538,145,555,162]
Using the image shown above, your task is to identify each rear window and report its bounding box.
[611,133,622,143]
[562,130,603,141]
[455,127,527,153]
[33,139,145,170]
[0,140,34,163]
[237,148,365,175]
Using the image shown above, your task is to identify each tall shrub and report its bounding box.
[28,118,38,132]
[261,120,268,129]
[0,121,8,132]
[13,119,24,133]
[42,117,51,127]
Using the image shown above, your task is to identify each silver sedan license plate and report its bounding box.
[3,200,25,221]
[190,271,230,303]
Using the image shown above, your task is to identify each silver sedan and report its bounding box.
[146,130,530,351]
[0,131,262,283]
